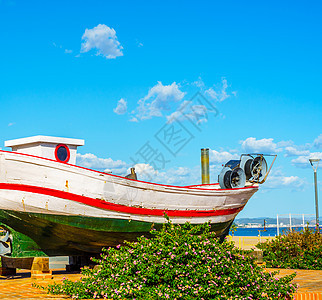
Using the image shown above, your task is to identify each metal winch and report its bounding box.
[218,154,275,189]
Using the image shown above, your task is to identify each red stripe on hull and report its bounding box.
[0,183,245,218]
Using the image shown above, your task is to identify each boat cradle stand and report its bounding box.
[0,256,52,278]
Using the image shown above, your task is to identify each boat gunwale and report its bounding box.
[0,150,259,192]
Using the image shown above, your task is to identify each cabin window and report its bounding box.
[55,144,70,163]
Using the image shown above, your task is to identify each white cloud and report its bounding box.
[241,137,281,154]
[205,87,218,99]
[276,140,294,148]
[81,24,123,59]
[52,42,62,49]
[314,134,322,149]
[158,166,198,186]
[266,175,305,190]
[117,78,234,123]
[130,163,158,182]
[53,42,72,54]
[192,76,205,88]
[166,110,183,124]
[131,164,199,186]
[76,154,198,185]
[281,176,302,185]
[113,98,127,115]
[264,168,306,191]
[166,100,210,124]
[129,117,139,122]
[284,146,310,157]
[220,78,229,102]
[209,150,239,164]
[135,39,144,47]
[8,122,15,127]
[291,152,322,168]
[76,153,128,175]
[239,137,320,168]
[204,78,234,102]
[135,81,185,120]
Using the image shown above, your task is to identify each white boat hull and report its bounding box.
[0,150,258,255]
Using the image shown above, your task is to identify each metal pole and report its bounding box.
[201,148,210,184]
[277,214,279,236]
[314,170,319,229]
[289,213,292,232]
[310,159,320,231]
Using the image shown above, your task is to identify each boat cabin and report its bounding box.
[4,136,84,165]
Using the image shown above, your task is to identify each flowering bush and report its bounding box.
[257,226,322,270]
[40,218,297,299]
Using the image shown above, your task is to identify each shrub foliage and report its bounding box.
[257,226,322,270]
[41,219,297,299]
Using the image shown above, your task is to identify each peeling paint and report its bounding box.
[21,198,25,212]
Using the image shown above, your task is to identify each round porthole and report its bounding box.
[55,144,70,163]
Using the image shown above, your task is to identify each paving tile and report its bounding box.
[268,268,322,293]
[0,268,321,299]
[0,271,81,299]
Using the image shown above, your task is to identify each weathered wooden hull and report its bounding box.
[0,210,234,256]
[0,150,258,256]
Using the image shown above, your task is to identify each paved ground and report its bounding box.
[0,270,81,300]
[0,253,321,299]
[0,268,321,299]
[272,268,322,293]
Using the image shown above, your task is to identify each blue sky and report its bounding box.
[0,0,321,218]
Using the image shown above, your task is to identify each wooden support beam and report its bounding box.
[0,267,16,276]
[30,257,52,279]
[1,256,34,269]
[0,256,52,278]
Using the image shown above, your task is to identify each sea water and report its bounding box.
[232,226,321,237]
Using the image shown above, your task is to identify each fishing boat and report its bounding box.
[0,136,275,257]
